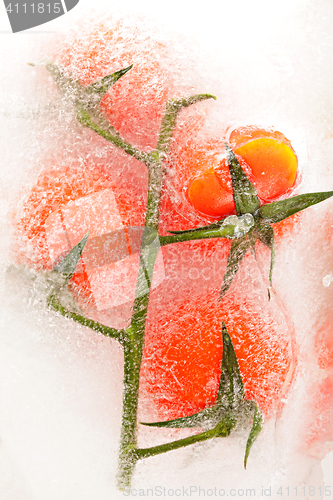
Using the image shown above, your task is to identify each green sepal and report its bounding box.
[140,406,222,429]
[53,232,89,284]
[259,191,333,224]
[43,61,84,104]
[256,224,275,287]
[167,213,254,237]
[225,143,260,215]
[220,237,250,299]
[42,61,132,113]
[244,401,263,469]
[169,94,217,111]
[86,65,133,96]
[217,321,245,408]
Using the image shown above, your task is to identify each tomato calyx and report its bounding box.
[37,60,133,124]
[141,321,263,468]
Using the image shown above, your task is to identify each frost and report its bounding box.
[322,273,332,288]
[223,213,255,238]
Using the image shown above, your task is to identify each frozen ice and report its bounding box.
[223,213,255,238]
[323,273,333,288]
[1,0,333,498]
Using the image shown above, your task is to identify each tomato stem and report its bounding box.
[134,425,223,460]
[116,94,217,489]
[47,294,126,343]
[160,224,235,245]
[77,107,151,166]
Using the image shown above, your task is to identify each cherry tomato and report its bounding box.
[56,22,178,150]
[229,126,298,201]
[141,288,294,420]
[12,161,147,316]
[184,128,298,219]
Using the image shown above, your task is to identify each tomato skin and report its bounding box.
[184,128,298,219]
[141,286,294,421]
[14,163,114,270]
[187,169,235,217]
[229,126,298,202]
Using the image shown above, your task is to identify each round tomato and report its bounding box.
[141,286,295,421]
[182,127,298,219]
[56,22,170,149]
[55,21,204,151]
[12,161,147,321]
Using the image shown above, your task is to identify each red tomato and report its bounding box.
[183,128,298,219]
[141,287,295,421]
[12,161,148,319]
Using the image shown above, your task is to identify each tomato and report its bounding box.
[229,126,298,201]
[56,21,183,150]
[141,286,294,421]
[174,139,236,219]
[183,128,298,219]
[12,161,150,321]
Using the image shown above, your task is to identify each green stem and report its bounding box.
[117,165,164,489]
[135,427,217,459]
[117,334,146,489]
[77,107,150,166]
[117,95,216,488]
[160,225,235,245]
[156,94,216,154]
[48,294,125,343]
[117,239,160,489]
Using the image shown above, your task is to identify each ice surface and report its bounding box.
[1,0,333,498]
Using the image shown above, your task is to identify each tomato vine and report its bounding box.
[20,57,333,490]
